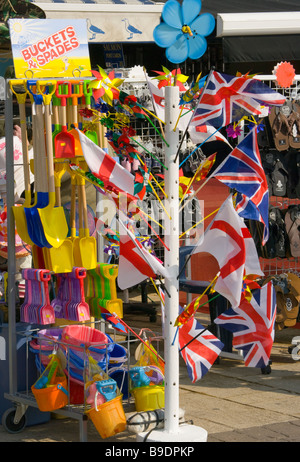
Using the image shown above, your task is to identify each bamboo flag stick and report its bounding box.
[175,272,220,326]
[113,314,165,364]
[150,277,165,305]
[148,179,171,220]
[132,137,168,171]
[138,210,170,251]
[179,174,211,214]
[151,174,168,198]
[143,67,166,139]
[179,207,220,239]
[137,207,165,230]
[179,157,208,205]
[136,151,168,199]
[173,106,184,132]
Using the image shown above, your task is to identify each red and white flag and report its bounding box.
[117,219,169,290]
[76,128,135,196]
[193,195,263,308]
[188,123,231,146]
[146,76,190,132]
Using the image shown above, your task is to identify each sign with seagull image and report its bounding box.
[122,18,142,40]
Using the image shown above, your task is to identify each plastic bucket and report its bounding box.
[132,385,165,412]
[69,379,84,405]
[87,395,126,439]
[32,377,69,412]
[108,367,129,399]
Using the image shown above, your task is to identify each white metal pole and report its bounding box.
[136,84,208,442]
[164,85,180,434]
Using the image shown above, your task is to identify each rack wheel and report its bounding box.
[1,407,27,434]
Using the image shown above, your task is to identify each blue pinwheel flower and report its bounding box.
[153,0,215,64]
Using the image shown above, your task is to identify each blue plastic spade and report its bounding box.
[24,80,52,248]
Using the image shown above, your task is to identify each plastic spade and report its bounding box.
[9,79,34,246]
[36,80,71,255]
[54,81,75,158]
[83,80,98,144]
[68,81,84,156]
[24,80,52,248]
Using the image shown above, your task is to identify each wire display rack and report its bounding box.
[2,320,163,441]
[2,75,166,441]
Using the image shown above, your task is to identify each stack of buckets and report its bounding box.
[129,366,165,412]
[85,377,126,439]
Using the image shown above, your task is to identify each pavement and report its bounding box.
[0,289,299,444]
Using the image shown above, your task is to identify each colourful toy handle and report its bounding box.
[57,383,69,396]
[96,379,117,401]
[70,80,83,105]
[9,79,28,104]
[46,360,58,385]
[129,366,151,388]
[34,376,48,389]
[27,79,43,105]
[36,80,57,106]
[55,81,72,107]
[83,80,92,106]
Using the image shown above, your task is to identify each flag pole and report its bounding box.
[163,84,180,434]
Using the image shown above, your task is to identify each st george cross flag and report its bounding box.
[146,76,190,132]
[117,219,169,289]
[76,128,135,196]
[211,127,269,245]
[190,71,286,129]
[193,195,264,308]
[179,314,224,382]
[215,281,276,368]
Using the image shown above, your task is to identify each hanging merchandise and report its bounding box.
[84,354,126,439]
[284,204,300,258]
[31,353,69,412]
[20,268,55,324]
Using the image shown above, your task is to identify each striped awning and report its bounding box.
[29,0,164,43]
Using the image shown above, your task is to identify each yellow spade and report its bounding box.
[10,80,34,246]
[36,80,69,249]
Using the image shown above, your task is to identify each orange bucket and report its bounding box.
[87,395,126,439]
[32,377,69,412]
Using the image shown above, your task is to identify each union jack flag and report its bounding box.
[179,315,224,383]
[190,71,286,129]
[214,281,276,368]
[211,127,269,245]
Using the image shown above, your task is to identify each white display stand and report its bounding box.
[136,85,208,442]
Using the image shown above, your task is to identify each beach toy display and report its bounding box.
[129,365,165,412]
[85,263,123,319]
[51,267,90,322]
[31,354,69,412]
[85,376,126,439]
[20,268,55,325]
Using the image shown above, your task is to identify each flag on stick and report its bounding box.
[215,281,276,368]
[179,315,224,382]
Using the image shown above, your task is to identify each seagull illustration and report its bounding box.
[87,18,105,40]
[122,18,142,40]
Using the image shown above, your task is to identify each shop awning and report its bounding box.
[29,0,164,43]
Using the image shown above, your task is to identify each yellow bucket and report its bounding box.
[87,395,126,439]
[132,385,165,412]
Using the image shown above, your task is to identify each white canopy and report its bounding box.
[30,0,164,43]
